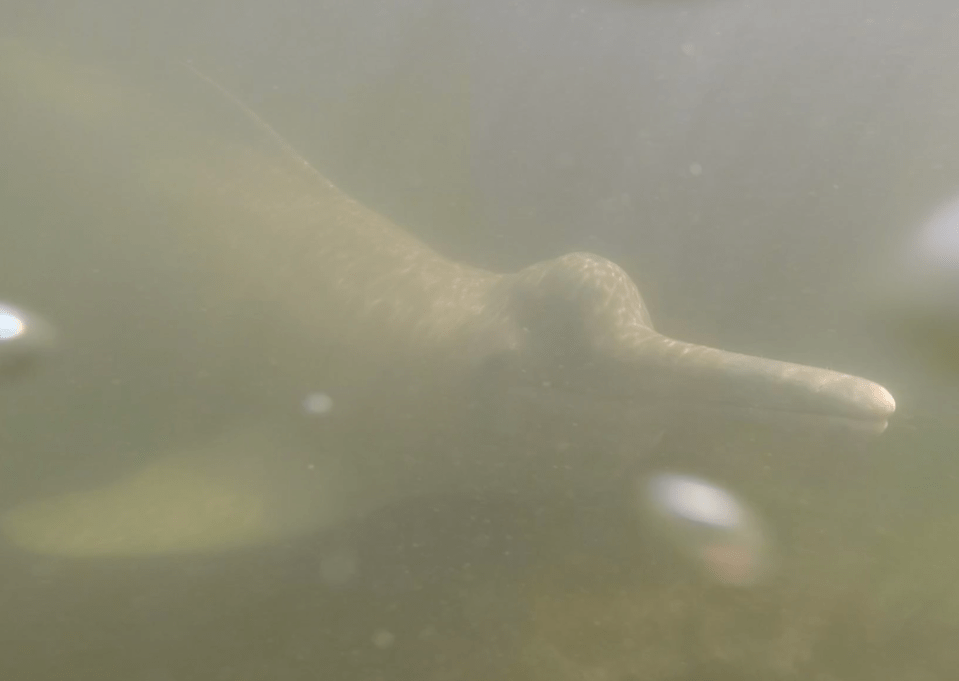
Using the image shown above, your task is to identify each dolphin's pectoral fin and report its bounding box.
[1,426,364,558]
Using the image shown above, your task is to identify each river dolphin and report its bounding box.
[0,42,895,558]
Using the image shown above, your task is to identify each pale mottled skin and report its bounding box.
[0,42,893,557]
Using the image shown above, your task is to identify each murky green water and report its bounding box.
[2,5,959,679]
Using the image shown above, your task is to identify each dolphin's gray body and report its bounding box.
[0,43,894,557]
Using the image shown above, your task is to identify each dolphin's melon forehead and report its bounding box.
[648,474,744,529]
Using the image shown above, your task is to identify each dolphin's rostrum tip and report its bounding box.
[871,383,896,417]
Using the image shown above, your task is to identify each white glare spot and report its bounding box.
[650,475,743,528]
[0,311,24,340]
[689,163,703,176]
[372,629,395,649]
[302,392,333,415]
[916,197,959,269]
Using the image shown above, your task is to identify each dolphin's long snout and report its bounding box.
[613,333,895,427]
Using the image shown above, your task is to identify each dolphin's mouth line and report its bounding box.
[627,400,891,437]
[665,400,891,434]
[649,396,889,423]
[505,385,891,431]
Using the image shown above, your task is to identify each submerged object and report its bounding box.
[641,474,773,587]
[0,43,894,559]
[0,302,55,383]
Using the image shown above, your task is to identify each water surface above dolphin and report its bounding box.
[0,41,894,558]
